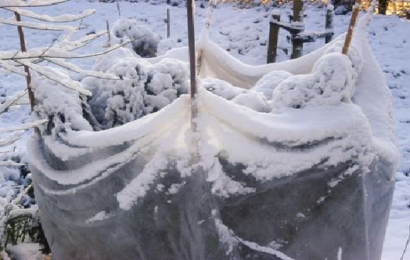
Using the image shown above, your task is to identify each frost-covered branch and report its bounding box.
[45,58,120,80]
[0,59,26,76]
[0,0,69,8]
[4,7,95,23]
[0,119,48,134]
[0,161,25,167]
[0,135,23,148]
[15,59,92,95]
[0,17,76,31]
[0,90,27,114]
[2,39,134,60]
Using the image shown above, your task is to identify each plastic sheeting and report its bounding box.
[29,12,397,260]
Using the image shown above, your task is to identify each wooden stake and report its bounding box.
[291,0,304,59]
[106,20,111,47]
[187,0,197,99]
[117,1,122,17]
[267,11,281,63]
[342,0,362,55]
[167,8,171,38]
[14,12,34,111]
[325,5,334,44]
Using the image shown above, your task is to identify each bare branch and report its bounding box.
[401,225,410,260]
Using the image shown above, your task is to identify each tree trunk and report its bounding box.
[379,0,389,14]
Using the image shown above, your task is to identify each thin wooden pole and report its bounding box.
[325,5,334,44]
[291,0,304,59]
[342,0,362,55]
[267,11,281,63]
[106,20,111,47]
[167,8,171,38]
[187,0,197,99]
[14,12,34,111]
[117,1,122,17]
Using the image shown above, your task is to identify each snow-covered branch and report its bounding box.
[4,7,95,23]
[45,58,120,80]
[0,0,69,8]
[15,59,92,95]
[2,39,134,61]
[0,135,23,148]
[0,90,27,114]
[0,161,25,167]
[0,119,48,134]
[0,59,27,76]
[0,17,76,31]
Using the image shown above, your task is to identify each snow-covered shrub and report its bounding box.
[112,18,161,58]
[33,71,94,136]
[83,57,189,129]
[271,53,355,111]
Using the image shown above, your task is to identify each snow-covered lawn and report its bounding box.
[0,1,409,259]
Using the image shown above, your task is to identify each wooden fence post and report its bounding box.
[267,10,281,63]
[325,4,334,43]
[291,0,304,59]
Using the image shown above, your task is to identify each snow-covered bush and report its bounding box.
[112,18,161,58]
[83,57,189,129]
[32,70,94,136]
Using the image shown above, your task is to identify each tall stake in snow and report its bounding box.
[167,7,171,38]
[342,0,362,55]
[187,0,197,99]
[14,12,35,111]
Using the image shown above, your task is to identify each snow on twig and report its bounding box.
[0,119,48,134]
[0,161,25,167]
[15,59,92,96]
[2,38,134,61]
[0,135,23,148]
[0,17,76,31]
[0,90,27,114]
[3,7,95,23]
[0,59,26,76]
[0,0,69,8]
[45,58,120,80]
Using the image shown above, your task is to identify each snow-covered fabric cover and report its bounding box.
[28,14,397,260]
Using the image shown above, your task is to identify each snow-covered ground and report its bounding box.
[0,1,409,259]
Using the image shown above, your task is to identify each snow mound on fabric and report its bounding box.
[271,53,354,111]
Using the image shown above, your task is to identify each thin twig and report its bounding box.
[117,1,122,17]
[401,225,410,260]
